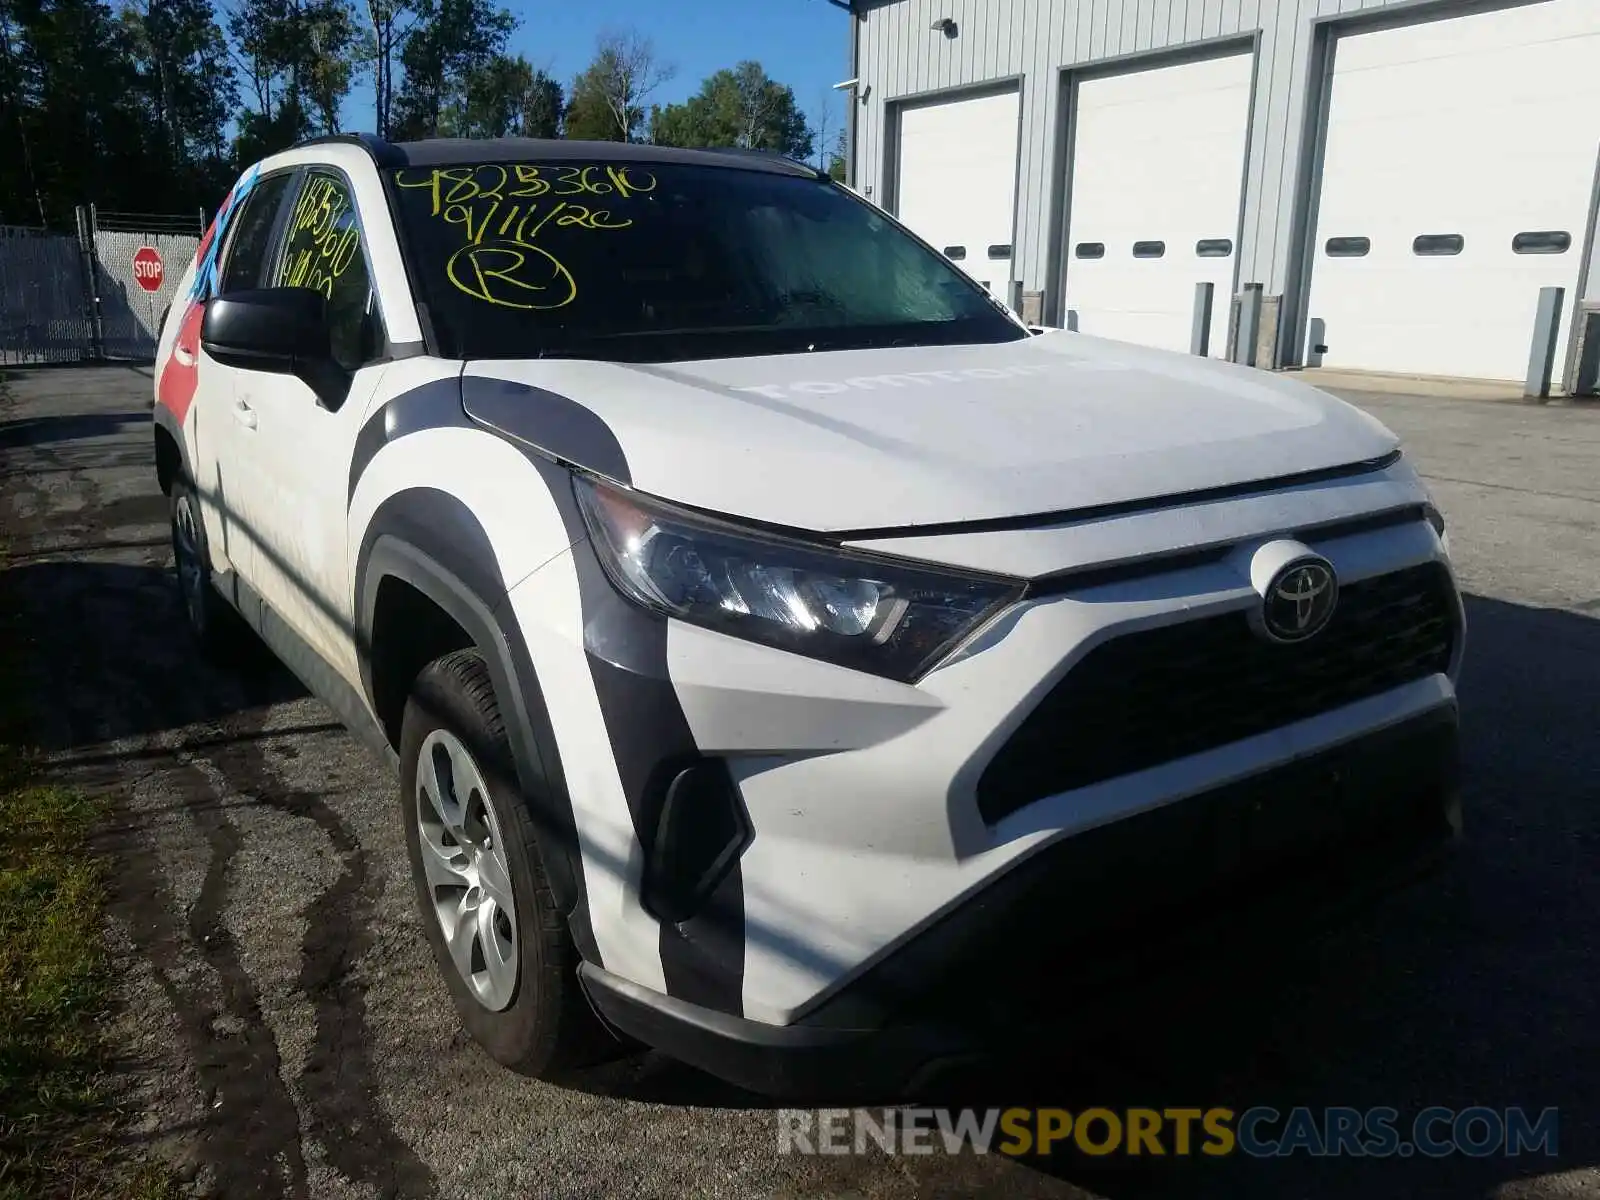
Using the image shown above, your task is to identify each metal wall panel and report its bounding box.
[854,0,1538,340]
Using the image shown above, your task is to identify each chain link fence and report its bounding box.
[0,207,203,365]
[0,225,97,365]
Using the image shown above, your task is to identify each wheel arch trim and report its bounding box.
[356,514,596,960]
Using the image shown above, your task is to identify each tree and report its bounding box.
[224,0,356,154]
[359,0,415,138]
[649,61,811,160]
[300,0,357,133]
[565,28,673,142]
[0,0,160,224]
[809,89,834,172]
[391,0,514,139]
[442,54,562,138]
[827,128,846,182]
[121,0,236,167]
[519,65,562,137]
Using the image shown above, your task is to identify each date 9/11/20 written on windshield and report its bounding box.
[394,164,657,310]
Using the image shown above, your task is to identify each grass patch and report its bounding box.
[0,416,180,1196]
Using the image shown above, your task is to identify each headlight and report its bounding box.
[574,477,1023,683]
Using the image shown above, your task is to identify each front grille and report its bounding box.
[976,562,1459,824]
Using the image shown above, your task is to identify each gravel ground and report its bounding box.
[0,365,1594,1200]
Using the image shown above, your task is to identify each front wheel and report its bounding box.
[169,479,253,662]
[399,649,615,1077]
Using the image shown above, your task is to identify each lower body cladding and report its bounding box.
[504,506,1464,1098]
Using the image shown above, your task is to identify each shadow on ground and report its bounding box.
[0,559,306,752]
[0,411,153,449]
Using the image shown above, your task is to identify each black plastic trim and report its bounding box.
[462,375,633,484]
[811,705,1461,1031]
[580,706,1460,1096]
[347,375,470,505]
[354,490,598,963]
[151,402,190,490]
[515,453,748,1016]
[831,449,1405,543]
[1026,503,1427,596]
[224,569,398,769]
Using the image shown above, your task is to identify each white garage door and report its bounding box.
[895,89,1020,301]
[1063,53,1254,356]
[1307,0,1600,382]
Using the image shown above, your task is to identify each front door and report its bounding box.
[230,167,393,685]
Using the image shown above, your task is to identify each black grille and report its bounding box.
[976,562,1459,824]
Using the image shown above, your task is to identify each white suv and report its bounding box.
[152,134,1465,1096]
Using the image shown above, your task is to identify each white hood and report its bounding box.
[463,331,1400,534]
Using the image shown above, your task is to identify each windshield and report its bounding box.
[385,160,1026,362]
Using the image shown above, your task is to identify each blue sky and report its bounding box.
[340,0,854,161]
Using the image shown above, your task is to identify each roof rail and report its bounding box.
[291,132,407,168]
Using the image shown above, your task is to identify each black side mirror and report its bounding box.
[201,287,349,406]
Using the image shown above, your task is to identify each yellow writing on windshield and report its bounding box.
[279,174,361,299]
[395,163,656,310]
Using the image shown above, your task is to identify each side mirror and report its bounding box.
[201,287,349,405]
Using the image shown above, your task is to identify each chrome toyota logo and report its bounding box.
[1259,558,1338,642]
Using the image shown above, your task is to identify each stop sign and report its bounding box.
[132,246,164,293]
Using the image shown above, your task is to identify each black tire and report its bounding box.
[400,649,616,1077]
[169,478,255,663]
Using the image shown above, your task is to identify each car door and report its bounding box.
[192,170,298,589]
[232,165,395,686]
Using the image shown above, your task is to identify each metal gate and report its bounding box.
[88,208,203,360]
[0,226,96,365]
[0,206,202,364]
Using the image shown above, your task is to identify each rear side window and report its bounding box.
[218,173,293,293]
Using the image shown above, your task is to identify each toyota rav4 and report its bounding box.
[151,134,1465,1096]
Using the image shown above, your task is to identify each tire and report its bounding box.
[169,479,254,662]
[400,649,615,1077]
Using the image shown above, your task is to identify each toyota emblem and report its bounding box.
[1258,557,1338,643]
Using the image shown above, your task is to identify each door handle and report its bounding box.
[233,400,257,430]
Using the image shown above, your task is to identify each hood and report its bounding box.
[461,332,1400,535]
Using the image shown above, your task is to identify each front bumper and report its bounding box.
[578,705,1462,1098]
[506,457,1461,1030]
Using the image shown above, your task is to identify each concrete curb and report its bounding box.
[1286,367,1597,405]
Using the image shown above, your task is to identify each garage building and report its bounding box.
[839,0,1600,392]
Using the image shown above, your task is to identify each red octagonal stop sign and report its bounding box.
[132,245,164,293]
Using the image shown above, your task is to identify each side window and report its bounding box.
[274,170,378,372]
[218,174,294,293]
